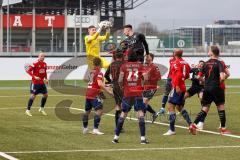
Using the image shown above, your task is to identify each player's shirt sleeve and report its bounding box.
[85,32,100,43]
[184,63,191,80]
[97,72,103,82]
[138,33,149,54]
[198,63,206,77]
[44,62,47,80]
[218,61,225,73]
[98,32,110,42]
[174,61,183,87]
[151,65,161,81]
[118,65,125,83]
[104,65,112,83]
[26,63,35,78]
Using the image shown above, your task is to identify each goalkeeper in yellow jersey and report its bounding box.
[85,21,111,69]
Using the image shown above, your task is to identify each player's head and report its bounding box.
[128,53,138,62]
[115,51,124,61]
[145,53,154,63]
[174,49,183,58]
[123,24,133,36]
[88,25,96,36]
[198,60,205,68]
[120,40,128,51]
[209,45,220,57]
[93,57,102,67]
[38,52,45,61]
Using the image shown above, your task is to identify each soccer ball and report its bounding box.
[99,20,113,29]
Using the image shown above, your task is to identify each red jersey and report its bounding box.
[219,59,227,90]
[86,67,103,99]
[143,63,161,90]
[119,62,143,97]
[171,58,190,92]
[167,57,176,78]
[123,49,130,62]
[26,60,47,84]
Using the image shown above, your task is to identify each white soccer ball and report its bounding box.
[100,20,112,29]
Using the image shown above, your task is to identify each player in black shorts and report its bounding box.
[184,60,205,129]
[104,51,124,127]
[189,45,231,135]
[123,24,149,63]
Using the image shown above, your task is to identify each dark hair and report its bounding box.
[93,57,102,67]
[210,45,220,56]
[123,24,132,29]
[115,50,124,59]
[148,53,154,60]
[128,51,138,62]
[199,60,205,63]
[174,49,183,58]
[88,25,96,29]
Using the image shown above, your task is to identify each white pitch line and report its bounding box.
[0,152,19,160]
[0,91,239,98]
[0,106,240,139]
[69,107,240,139]
[0,95,79,98]
[5,145,240,154]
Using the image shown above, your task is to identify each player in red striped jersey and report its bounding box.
[158,53,175,115]
[142,53,161,123]
[82,57,113,135]
[163,49,193,135]
[25,52,48,116]
[112,56,149,144]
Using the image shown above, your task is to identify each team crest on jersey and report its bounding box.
[39,69,45,74]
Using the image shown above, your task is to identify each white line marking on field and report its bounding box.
[70,107,240,139]
[0,95,78,98]
[1,106,240,139]
[5,145,240,154]
[0,91,239,98]
[0,152,19,160]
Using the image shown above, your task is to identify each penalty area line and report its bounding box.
[0,152,19,160]
[70,107,240,139]
[5,145,240,154]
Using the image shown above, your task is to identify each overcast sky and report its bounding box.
[126,0,240,30]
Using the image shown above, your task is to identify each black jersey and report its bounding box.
[190,68,203,87]
[104,60,124,85]
[124,32,149,62]
[201,59,224,88]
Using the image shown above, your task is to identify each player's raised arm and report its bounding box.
[104,65,112,83]
[99,29,110,42]
[85,22,106,44]
[139,33,149,55]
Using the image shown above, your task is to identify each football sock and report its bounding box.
[115,117,125,136]
[115,110,121,127]
[146,105,156,114]
[181,109,192,125]
[27,97,34,110]
[139,116,145,137]
[41,96,47,108]
[218,110,226,128]
[94,115,101,129]
[194,110,207,125]
[162,95,168,108]
[82,114,88,128]
[200,115,206,123]
[169,112,176,132]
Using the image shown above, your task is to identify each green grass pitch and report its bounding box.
[0,80,240,160]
